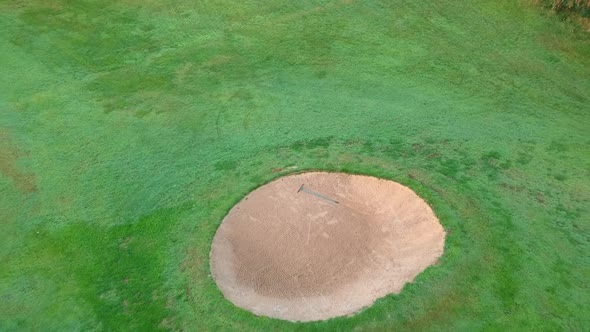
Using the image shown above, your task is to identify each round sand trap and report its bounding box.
[210,172,445,322]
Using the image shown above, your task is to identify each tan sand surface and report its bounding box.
[210,172,445,321]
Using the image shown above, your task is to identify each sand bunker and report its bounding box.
[210,172,445,322]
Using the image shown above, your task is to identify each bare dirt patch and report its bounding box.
[0,130,36,194]
[210,172,445,322]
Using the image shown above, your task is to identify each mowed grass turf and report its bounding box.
[1,0,589,330]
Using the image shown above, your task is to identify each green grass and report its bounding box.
[1,0,589,330]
